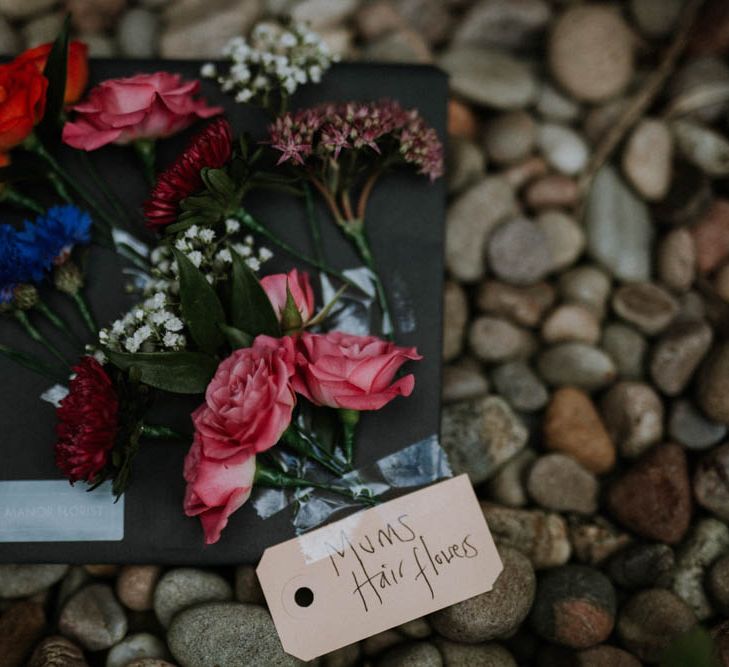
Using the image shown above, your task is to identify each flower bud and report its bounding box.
[12,284,39,310]
[54,260,84,295]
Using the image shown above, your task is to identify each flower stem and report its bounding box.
[0,343,68,383]
[254,463,378,507]
[30,141,115,244]
[34,300,81,346]
[234,208,365,295]
[281,426,351,477]
[347,227,394,339]
[1,186,45,214]
[141,424,187,440]
[78,151,140,231]
[338,408,360,467]
[13,310,69,367]
[134,139,156,186]
[47,170,73,203]
[304,183,325,266]
[72,291,97,334]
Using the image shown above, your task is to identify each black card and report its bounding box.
[0,59,447,564]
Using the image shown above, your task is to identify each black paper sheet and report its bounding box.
[0,59,447,564]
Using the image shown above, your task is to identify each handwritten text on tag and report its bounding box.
[257,474,503,661]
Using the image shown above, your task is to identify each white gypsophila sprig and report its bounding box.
[99,291,187,354]
[98,225,273,354]
[202,20,338,109]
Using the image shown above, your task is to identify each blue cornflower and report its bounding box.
[0,224,46,304]
[26,205,92,268]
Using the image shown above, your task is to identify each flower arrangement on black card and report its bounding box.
[0,18,443,545]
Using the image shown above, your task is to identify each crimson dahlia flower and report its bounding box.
[55,356,119,484]
[144,117,233,230]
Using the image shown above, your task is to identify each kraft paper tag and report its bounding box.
[257,474,503,661]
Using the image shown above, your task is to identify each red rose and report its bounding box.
[260,268,315,326]
[183,435,256,545]
[0,60,48,152]
[143,118,233,230]
[15,41,89,104]
[293,331,422,411]
[55,356,119,484]
[62,72,223,151]
[193,335,296,461]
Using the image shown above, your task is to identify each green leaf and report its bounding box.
[173,249,225,354]
[230,251,280,338]
[201,167,235,198]
[280,285,303,333]
[0,343,67,383]
[105,349,218,394]
[660,627,719,667]
[218,323,253,350]
[36,14,71,144]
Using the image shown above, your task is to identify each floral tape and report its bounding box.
[252,434,452,532]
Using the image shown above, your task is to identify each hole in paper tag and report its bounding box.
[257,475,503,662]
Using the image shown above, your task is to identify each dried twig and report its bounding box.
[578,0,706,197]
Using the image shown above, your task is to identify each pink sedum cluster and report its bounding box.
[268,99,444,181]
[183,269,422,545]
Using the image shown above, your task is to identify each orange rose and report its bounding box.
[0,61,48,152]
[15,41,89,105]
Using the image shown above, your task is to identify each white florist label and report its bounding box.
[257,474,503,661]
[0,480,124,542]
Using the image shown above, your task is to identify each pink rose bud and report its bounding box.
[260,269,315,328]
[193,335,297,461]
[292,331,422,411]
[183,435,256,545]
[62,72,223,151]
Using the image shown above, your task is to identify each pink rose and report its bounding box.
[193,335,296,461]
[293,332,422,411]
[62,72,223,151]
[260,268,315,325]
[183,435,256,545]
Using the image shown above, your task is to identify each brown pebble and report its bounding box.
[688,0,729,56]
[657,228,696,293]
[443,281,469,362]
[577,645,641,667]
[617,589,696,662]
[83,564,119,578]
[544,387,616,474]
[476,280,555,327]
[68,0,126,33]
[692,198,729,274]
[608,443,692,544]
[549,4,635,102]
[612,283,679,336]
[524,174,579,209]
[116,565,161,612]
[447,98,479,140]
[694,443,729,522]
[0,600,46,667]
[502,155,549,189]
[28,635,88,667]
[569,519,631,566]
[541,304,600,345]
[715,262,729,301]
[600,382,664,458]
[650,320,713,396]
[697,343,729,424]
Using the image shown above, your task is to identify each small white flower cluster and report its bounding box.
[99,291,187,354]
[202,21,338,105]
[158,222,273,288]
[98,223,273,354]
